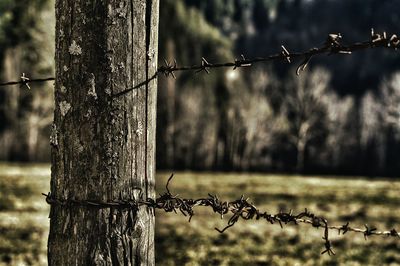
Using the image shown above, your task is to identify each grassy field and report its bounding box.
[0,163,399,265]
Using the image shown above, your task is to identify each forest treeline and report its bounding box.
[1,0,400,176]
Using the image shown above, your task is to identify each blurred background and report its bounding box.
[1,0,400,265]
[1,0,400,176]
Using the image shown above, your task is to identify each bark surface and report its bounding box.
[49,0,159,265]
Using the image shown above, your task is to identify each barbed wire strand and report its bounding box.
[0,75,54,88]
[115,30,400,97]
[42,174,400,256]
[1,30,399,97]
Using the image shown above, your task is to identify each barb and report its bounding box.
[1,30,399,95]
[0,75,55,88]
[43,175,399,256]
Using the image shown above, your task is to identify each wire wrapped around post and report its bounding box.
[43,174,400,256]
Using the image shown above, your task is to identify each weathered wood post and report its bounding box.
[48,0,159,265]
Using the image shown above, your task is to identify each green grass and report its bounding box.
[0,164,399,265]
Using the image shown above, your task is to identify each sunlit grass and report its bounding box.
[0,163,50,266]
[0,165,399,265]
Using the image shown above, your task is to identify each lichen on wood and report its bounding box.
[59,101,71,117]
[68,40,82,55]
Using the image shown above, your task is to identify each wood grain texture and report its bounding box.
[49,0,159,265]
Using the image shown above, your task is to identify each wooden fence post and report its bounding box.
[48,0,159,265]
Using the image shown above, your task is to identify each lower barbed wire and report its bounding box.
[42,174,400,256]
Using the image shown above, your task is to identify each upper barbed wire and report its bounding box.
[115,29,399,97]
[0,30,399,96]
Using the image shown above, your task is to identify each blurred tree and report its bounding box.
[322,93,357,171]
[219,67,280,170]
[360,90,386,174]
[157,0,233,170]
[279,68,330,172]
[379,73,400,175]
[0,0,54,161]
[381,73,400,131]
[360,73,400,176]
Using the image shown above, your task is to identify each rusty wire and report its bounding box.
[43,174,400,256]
[1,30,399,95]
[0,75,54,88]
[157,30,400,77]
[115,29,400,97]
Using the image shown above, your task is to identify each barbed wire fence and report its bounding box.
[42,174,400,256]
[1,29,400,256]
[1,29,399,96]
